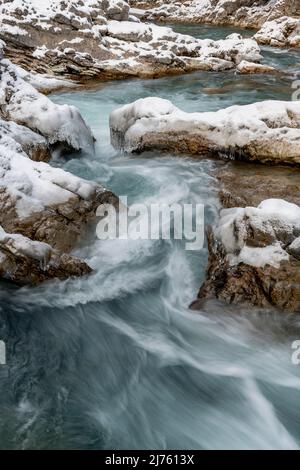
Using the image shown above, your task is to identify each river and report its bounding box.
[0,24,300,450]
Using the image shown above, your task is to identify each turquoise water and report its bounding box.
[0,27,300,450]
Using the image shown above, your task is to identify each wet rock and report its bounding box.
[237,60,277,74]
[0,225,92,285]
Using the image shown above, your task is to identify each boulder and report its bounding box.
[193,199,300,312]
[110,97,300,165]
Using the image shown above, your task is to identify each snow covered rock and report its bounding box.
[0,33,118,286]
[193,199,300,312]
[0,0,263,79]
[0,58,95,155]
[110,97,300,165]
[0,136,118,253]
[0,124,118,285]
[236,60,277,74]
[0,119,51,162]
[137,0,300,31]
[255,16,300,48]
[0,225,92,285]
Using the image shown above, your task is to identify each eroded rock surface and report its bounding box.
[0,0,263,79]
[110,97,300,165]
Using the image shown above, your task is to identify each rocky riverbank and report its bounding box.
[0,0,265,80]
[109,97,300,166]
[110,97,300,312]
[0,41,118,285]
[132,0,300,49]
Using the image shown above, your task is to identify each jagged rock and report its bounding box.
[255,16,300,48]
[110,97,300,165]
[0,0,263,80]
[192,199,300,312]
[0,225,92,285]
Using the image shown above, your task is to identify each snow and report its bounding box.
[0,224,52,263]
[0,135,99,219]
[0,59,94,153]
[110,97,300,164]
[216,199,300,269]
[255,16,300,48]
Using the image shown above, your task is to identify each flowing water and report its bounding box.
[0,25,300,450]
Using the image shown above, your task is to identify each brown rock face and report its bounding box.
[216,162,300,209]
[0,187,119,253]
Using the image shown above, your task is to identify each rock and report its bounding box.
[255,16,300,48]
[237,60,277,74]
[287,237,300,260]
[0,119,51,162]
[194,199,300,312]
[136,0,300,31]
[215,161,300,209]
[0,56,95,155]
[0,134,118,253]
[110,97,300,165]
[0,37,118,286]
[0,225,92,285]
[0,0,264,80]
